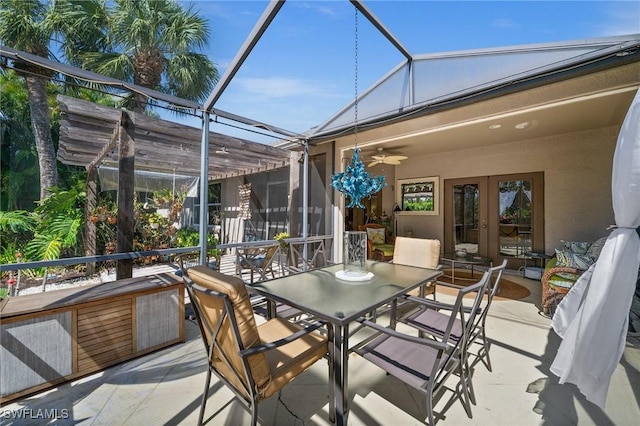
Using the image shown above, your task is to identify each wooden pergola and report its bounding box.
[58,95,292,179]
[57,95,294,277]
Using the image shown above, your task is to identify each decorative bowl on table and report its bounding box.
[455,249,468,257]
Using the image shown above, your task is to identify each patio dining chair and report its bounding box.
[174,251,219,276]
[236,245,279,284]
[393,236,442,299]
[183,266,328,426]
[353,273,490,424]
[398,260,506,404]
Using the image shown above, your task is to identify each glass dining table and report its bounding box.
[251,260,442,425]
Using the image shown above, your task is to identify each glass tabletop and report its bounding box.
[441,253,493,265]
[250,261,441,325]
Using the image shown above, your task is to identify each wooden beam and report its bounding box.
[88,127,120,170]
[84,167,98,275]
[116,110,135,279]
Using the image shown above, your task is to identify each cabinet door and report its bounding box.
[77,298,133,372]
[136,289,181,351]
[1,312,73,397]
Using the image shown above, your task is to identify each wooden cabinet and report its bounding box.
[0,273,184,403]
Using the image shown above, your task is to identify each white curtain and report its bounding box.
[550,89,640,408]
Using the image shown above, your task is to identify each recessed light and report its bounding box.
[515,121,530,130]
[488,124,502,130]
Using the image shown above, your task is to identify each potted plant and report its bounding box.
[274,232,290,249]
[148,213,163,229]
[274,232,291,265]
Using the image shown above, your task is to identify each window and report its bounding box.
[396,177,439,215]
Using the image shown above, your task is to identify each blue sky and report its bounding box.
[170,1,640,142]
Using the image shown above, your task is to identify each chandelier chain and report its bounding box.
[354,7,359,147]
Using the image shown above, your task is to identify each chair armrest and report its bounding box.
[404,295,455,311]
[357,318,448,350]
[432,279,462,289]
[239,322,326,357]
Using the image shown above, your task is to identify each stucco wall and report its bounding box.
[334,126,618,256]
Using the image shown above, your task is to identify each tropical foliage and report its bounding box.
[80,0,218,113]
[0,0,221,288]
[0,0,107,199]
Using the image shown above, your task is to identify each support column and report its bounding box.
[288,151,301,236]
[116,110,135,279]
[84,166,98,275]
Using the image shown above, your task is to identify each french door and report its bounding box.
[444,173,544,269]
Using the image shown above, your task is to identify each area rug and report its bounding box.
[435,270,531,301]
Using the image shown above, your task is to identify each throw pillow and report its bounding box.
[586,236,607,260]
[560,240,591,254]
[555,249,595,270]
[366,228,385,245]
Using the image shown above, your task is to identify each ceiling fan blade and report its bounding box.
[384,155,408,162]
[371,154,386,161]
[383,159,402,165]
[368,160,382,167]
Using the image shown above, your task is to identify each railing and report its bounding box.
[218,234,334,274]
[0,235,335,294]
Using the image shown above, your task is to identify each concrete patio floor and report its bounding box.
[2,270,639,425]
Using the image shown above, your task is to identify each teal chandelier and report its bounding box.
[332,149,386,208]
[331,9,386,208]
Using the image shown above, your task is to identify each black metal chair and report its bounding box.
[353,272,491,424]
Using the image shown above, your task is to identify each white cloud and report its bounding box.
[598,3,640,36]
[492,18,518,29]
[235,76,342,99]
[194,2,257,27]
[295,2,339,17]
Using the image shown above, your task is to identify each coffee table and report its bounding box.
[440,253,493,285]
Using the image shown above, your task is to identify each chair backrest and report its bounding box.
[392,237,441,269]
[487,259,508,302]
[261,245,279,267]
[175,252,208,275]
[185,266,271,396]
[447,271,492,350]
[242,245,279,266]
[473,259,508,331]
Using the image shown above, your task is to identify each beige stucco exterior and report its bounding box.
[328,126,617,260]
[324,62,639,261]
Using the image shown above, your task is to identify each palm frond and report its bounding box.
[0,210,35,233]
[25,233,62,261]
[48,215,81,248]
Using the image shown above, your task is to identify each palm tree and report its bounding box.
[0,0,107,200]
[81,0,218,114]
[0,70,41,210]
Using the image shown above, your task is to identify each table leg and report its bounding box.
[328,323,349,425]
[327,325,335,423]
[266,299,276,320]
[451,260,456,285]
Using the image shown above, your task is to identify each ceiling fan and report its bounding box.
[368,147,408,167]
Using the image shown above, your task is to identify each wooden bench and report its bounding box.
[0,273,184,403]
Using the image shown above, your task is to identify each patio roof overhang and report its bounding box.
[56,95,292,181]
[306,34,640,147]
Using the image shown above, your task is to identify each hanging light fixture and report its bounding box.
[331,8,386,208]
